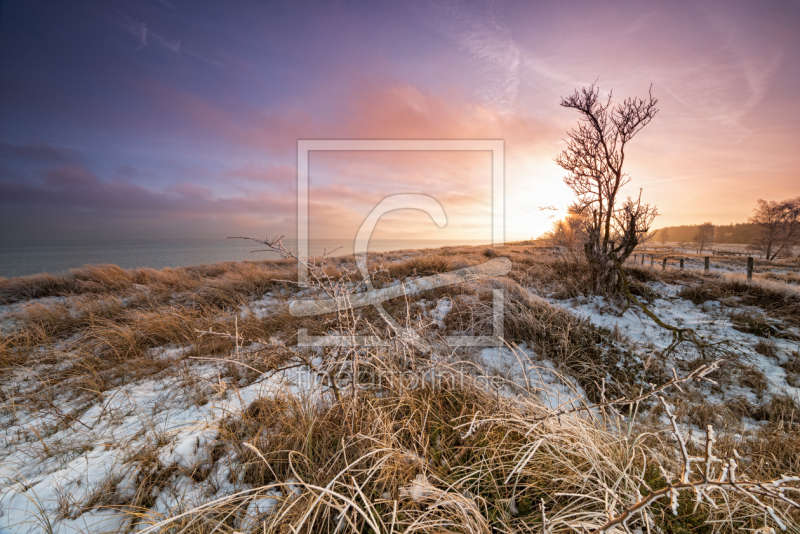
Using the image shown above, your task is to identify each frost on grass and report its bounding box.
[552,279,800,411]
[0,342,325,533]
[1,244,798,533]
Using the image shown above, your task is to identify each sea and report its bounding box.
[0,238,485,279]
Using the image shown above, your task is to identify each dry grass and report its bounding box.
[441,277,669,403]
[755,337,779,358]
[386,255,455,280]
[737,364,769,398]
[753,394,800,426]
[2,243,799,533]
[681,274,800,325]
[0,260,295,306]
[129,359,799,533]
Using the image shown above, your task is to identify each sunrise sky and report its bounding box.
[1,0,798,243]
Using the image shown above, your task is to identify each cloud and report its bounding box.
[115,9,223,67]
[43,165,97,187]
[0,79,558,241]
[115,165,141,179]
[699,4,783,128]
[223,164,296,188]
[0,162,296,239]
[135,22,148,50]
[414,0,521,111]
[165,181,213,200]
[0,141,85,166]
[153,0,177,11]
[124,77,555,165]
[335,83,541,139]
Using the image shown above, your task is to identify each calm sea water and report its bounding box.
[0,238,483,279]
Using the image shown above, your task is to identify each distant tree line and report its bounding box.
[653,223,760,244]
[651,197,799,259]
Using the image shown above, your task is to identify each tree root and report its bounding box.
[615,262,713,358]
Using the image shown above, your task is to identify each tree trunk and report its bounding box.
[591,263,619,295]
[585,243,621,295]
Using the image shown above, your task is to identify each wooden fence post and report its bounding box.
[704,257,709,272]
[680,258,684,270]
[662,258,667,270]
[641,254,644,265]
[747,257,753,279]
[650,254,654,266]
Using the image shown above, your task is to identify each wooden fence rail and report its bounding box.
[630,253,755,278]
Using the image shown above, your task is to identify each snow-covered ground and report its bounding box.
[0,289,590,533]
[0,342,327,533]
[1,271,798,533]
[547,279,800,427]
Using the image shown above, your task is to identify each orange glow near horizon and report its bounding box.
[1,1,798,242]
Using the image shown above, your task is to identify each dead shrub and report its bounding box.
[753,394,799,425]
[754,338,778,358]
[730,311,785,338]
[678,285,716,305]
[723,396,756,420]
[681,400,737,429]
[627,279,659,303]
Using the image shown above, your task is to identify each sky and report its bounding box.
[1,0,798,243]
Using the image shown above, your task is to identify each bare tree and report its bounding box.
[750,197,800,260]
[693,222,714,253]
[546,212,587,249]
[555,83,659,294]
[659,227,670,245]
